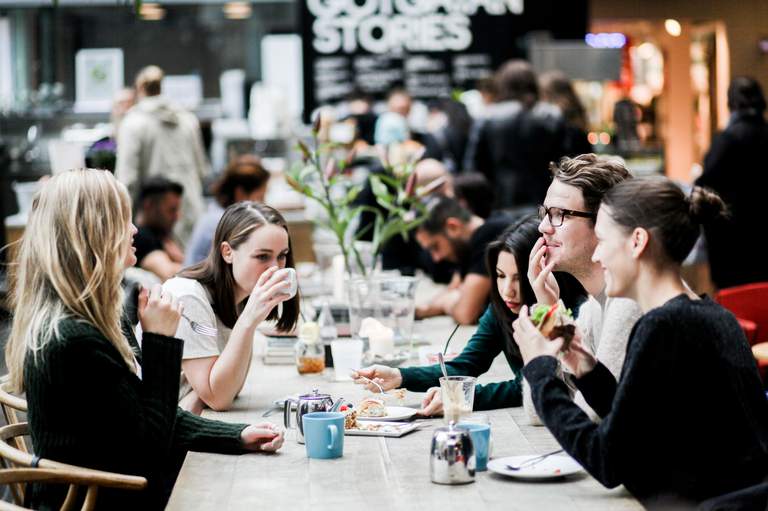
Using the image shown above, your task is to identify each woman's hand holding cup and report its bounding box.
[138,284,183,337]
[241,266,293,327]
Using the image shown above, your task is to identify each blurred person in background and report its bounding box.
[84,87,136,172]
[695,76,768,289]
[134,177,185,282]
[185,155,270,266]
[465,60,567,209]
[415,196,511,324]
[426,97,473,173]
[343,88,377,146]
[540,71,593,157]
[453,172,495,220]
[116,65,208,245]
[374,88,412,146]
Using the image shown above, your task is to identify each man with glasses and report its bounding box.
[522,153,642,423]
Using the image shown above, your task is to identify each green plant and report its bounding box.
[286,130,427,278]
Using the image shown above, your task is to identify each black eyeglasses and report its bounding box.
[538,205,596,227]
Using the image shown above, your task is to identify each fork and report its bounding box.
[506,449,564,471]
[356,374,387,396]
[181,313,218,337]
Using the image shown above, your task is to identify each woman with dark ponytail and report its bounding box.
[513,177,768,508]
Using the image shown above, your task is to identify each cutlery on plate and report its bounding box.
[356,374,387,395]
[506,449,565,471]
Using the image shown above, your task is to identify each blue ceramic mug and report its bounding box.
[457,422,490,471]
[303,412,344,459]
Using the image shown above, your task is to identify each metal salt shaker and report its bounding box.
[430,421,476,484]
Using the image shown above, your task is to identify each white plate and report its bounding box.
[345,420,420,437]
[487,455,584,480]
[356,406,417,422]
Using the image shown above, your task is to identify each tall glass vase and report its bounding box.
[347,275,419,354]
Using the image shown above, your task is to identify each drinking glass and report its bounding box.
[440,376,476,424]
[330,339,363,381]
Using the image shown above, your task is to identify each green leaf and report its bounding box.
[369,175,388,197]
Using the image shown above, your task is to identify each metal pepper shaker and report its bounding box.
[430,421,476,484]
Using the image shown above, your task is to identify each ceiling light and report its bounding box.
[224,2,252,19]
[139,3,165,20]
[665,19,682,37]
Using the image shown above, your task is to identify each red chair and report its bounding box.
[715,282,768,382]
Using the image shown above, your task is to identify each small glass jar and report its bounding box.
[296,322,325,374]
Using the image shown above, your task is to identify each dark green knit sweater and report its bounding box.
[24,317,248,510]
[400,306,524,410]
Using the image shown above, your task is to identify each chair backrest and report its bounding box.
[0,423,146,510]
[0,378,29,459]
[715,282,768,345]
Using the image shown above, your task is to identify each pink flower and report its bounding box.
[404,171,417,197]
[324,157,337,180]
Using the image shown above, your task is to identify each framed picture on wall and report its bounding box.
[74,48,124,113]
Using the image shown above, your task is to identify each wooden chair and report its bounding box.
[0,423,146,510]
[0,378,29,457]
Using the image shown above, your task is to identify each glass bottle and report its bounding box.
[296,321,325,374]
[318,300,338,344]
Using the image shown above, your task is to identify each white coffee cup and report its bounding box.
[275,268,298,299]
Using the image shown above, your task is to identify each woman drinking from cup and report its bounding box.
[5,170,284,510]
[354,216,586,415]
[513,177,768,507]
[164,201,300,413]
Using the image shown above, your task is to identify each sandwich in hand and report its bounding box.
[530,300,576,350]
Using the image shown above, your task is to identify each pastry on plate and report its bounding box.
[357,397,387,417]
[344,409,358,430]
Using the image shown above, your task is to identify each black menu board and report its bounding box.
[300,0,587,119]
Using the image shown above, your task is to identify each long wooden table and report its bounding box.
[167,313,641,511]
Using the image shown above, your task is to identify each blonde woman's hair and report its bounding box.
[6,169,137,392]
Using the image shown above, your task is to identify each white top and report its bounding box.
[523,293,643,425]
[163,277,233,399]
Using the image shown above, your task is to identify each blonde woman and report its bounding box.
[6,169,284,510]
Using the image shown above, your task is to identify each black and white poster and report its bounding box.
[300,0,588,118]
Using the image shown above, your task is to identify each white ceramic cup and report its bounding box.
[275,268,297,299]
[330,339,364,381]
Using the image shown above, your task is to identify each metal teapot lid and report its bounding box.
[300,388,331,400]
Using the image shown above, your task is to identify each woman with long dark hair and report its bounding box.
[164,201,300,413]
[354,216,586,415]
[514,177,768,508]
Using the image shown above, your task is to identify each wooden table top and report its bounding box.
[167,313,641,511]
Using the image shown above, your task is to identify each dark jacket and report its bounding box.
[695,112,768,289]
[466,101,567,209]
[524,295,768,508]
[24,318,248,510]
